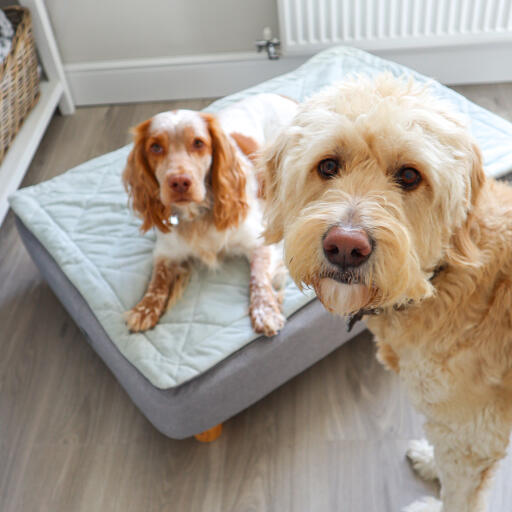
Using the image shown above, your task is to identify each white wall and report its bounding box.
[45,0,279,63]
[38,0,305,106]
[17,0,512,106]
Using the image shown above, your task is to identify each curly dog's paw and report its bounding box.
[407,439,438,482]
[402,497,442,512]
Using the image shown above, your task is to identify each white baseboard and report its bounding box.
[65,44,512,107]
[65,52,307,106]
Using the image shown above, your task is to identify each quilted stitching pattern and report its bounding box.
[10,46,512,389]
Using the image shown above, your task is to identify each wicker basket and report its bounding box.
[0,6,40,164]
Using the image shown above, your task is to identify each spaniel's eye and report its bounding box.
[317,158,339,179]
[150,143,163,154]
[395,167,422,190]
[193,138,204,149]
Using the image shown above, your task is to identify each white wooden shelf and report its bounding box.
[0,0,74,226]
[0,79,63,223]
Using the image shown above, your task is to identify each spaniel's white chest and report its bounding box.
[152,212,261,268]
[153,227,227,267]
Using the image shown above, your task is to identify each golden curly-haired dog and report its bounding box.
[260,73,512,511]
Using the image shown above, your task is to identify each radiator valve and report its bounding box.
[255,26,280,60]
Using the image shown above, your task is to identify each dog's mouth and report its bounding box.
[163,190,207,209]
[169,193,203,205]
[172,198,195,206]
[318,268,363,285]
[169,196,211,223]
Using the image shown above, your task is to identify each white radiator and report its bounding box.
[277,0,512,54]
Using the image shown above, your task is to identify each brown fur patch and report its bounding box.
[230,131,265,198]
[230,132,259,162]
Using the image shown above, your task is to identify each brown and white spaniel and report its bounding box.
[123,93,297,336]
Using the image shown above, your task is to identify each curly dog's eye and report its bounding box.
[193,138,204,149]
[317,158,339,179]
[396,167,422,190]
[150,143,163,154]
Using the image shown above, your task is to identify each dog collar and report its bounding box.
[346,264,446,332]
[347,307,382,332]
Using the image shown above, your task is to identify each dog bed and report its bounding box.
[10,46,512,439]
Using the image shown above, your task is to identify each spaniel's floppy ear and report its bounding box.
[447,141,485,268]
[257,129,290,244]
[202,113,248,231]
[123,119,172,233]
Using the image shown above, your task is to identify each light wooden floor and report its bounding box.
[1,84,512,512]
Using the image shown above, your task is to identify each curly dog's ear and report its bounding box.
[123,119,172,233]
[202,113,248,231]
[257,129,292,244]
[447,142,486,268]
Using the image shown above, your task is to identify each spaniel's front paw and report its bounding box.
[124,302,162,332]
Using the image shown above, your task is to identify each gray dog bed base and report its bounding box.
[16,217,363,438]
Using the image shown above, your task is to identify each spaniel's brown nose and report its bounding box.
[168,174,191,194]
[322,226,373,269]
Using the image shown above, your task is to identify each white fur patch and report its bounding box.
[315,278,370,315]
[402,497,442,512]
[150,110,208,137]
[407,439,438,482]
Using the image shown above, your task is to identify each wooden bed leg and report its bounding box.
[194,423,223,443]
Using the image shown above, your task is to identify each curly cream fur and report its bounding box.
[260,73,512,511]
